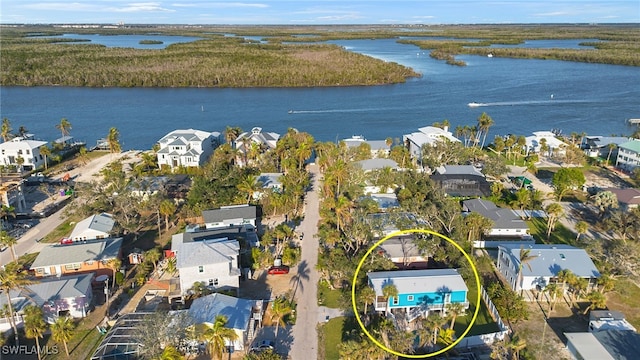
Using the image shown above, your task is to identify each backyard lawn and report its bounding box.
[455,286,500,337]
[318,316,346,360]
[606,278,640,330]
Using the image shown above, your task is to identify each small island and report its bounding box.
[139,39,163,45]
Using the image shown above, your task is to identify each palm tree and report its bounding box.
[517,245,537,295]
[583,291,607,315]
[236,174,262,203]
[359,286,376,315]
[382,283,398,315]
[144,248,162,273]
[0,263,31,345]
[56,118,72,139]
[224,126,242,146]
[165,257,177,276]
[605,143,617,165]
[159,199,177,231]
[270,297,294,340]
[597,274,615,294]
[334,195,353,233]
[39,145,51,170]
[575,221,589,242]
[1,118,12,142]
[107,258,122,289]
[51,316,75,357]
[197,315,239,360]
[506,335,527,360]
[437,327,456,347]
[107,127,121,154]
[445,302,465,329]
[557,269,574,301]
[159,345,183,360]
[477,112,495,149]
[545,202,564,240]
[76,146,89,165]
[543,283,562,314]
[23,305,47,360]
[0,230,18,263]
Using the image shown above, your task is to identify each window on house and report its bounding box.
[208,279,214,286]
[64,263,81,270]
[214,278,219,286]
[407,295,414,302]
[392,296,399,305]
[198,265,204,273]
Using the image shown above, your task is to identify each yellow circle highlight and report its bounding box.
[351,229,481,358]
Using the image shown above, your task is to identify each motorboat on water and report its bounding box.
[467,102,482,107]
[288,110,293,114]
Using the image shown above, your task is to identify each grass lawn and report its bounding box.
[455,286,500,337]
[318,281,343,309]
[527,217,576,246]
[41,219,77,243]
[606,279,640,330]
[318,316,346,360]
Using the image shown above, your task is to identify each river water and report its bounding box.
[1,37,638,150]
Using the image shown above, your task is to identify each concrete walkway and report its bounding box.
[289,164,322,359]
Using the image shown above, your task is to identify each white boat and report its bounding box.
[468,102,482,107]
[288,110,293,114]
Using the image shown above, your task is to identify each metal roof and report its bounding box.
[30,238,123,268]
[176,238,239,269]
[355,158,399,171]
[0,273,93,311]
[188,293,257,330]
[619,139,640,153]
[565,332,615,360]
[499,244,600,279]
[368,269,468,296]
[202,205,257,223]
[69,213,115,239]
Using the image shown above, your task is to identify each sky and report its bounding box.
[1,1,638,25]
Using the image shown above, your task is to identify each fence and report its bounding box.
[454,285,510,349]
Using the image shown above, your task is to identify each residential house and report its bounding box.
[0,136,48,171]
[525,131,568,157]
[0,180,27,213]
[462,199,533,248]
[602,187,640,211]
[156,129,221,171]
[565,330,640,360]
[581,136,629,159]
[496,244,600,292]
[376,234,428,269]
[254,173,283,200]
[355,158,399,172]
[68,213,115,243]
[366,212,426,237]
[430,165,491,197]
[342,135,391,157]
[361,193,399,211]
[234,127,280,167]
[368,269,469,322]
[588,310,637,333]
[0,274,93,333]
[30,238,123,278]
[403,126,460,160]
[175,237,241,296]
[202,204,258,230]
[616,139,640,171]
[188,293,264,351]
[171,225,259,255]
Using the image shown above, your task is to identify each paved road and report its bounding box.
[289,164,321,359]
[0,151,135,267]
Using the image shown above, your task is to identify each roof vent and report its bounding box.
[560,253,566,260]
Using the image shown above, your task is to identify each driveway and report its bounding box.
[289,164,322,359]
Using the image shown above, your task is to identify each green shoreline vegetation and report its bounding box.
[0,24,638,87]
[139,39,163,45]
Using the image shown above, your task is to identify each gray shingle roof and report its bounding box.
[171,226,258,252]
[188,293,256,330]
[368,269,468,296]
[592,330,640,359]
[176,239,239,269]
[355,158,399,171]
[202,205,257,223]
[462,199,529,231]
[30,238,123,268]
[499,244,600,278]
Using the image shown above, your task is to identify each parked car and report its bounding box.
[267,265,289,275]
[250,340,275,353]
[60,238,73,244]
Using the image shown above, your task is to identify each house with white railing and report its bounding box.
[156,129,221,171]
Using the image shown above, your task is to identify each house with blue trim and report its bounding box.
[368,269,469,321]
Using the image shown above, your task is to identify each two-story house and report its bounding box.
[403,126,460,160]
[30,238,123,278]
[430,165,492,197]
[496,244,600,292]
[156,129,221,171]
[175,238,241,296]
[342,135,391,158]
[616,139,640,171]
[233,127,280,167]
[462,198,534,248]
[0,136,48,171]
[368,269,469,322]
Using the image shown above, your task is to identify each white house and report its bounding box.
[156,129,221,170]
[403,126,460,159]
[341,136,391,157]
[0,273,93,332]
[234,127,280,167]
[0,136,48,171]
[68,213,115,242]
[588,310,637,333]
[188,293,264,351]
[616,139,640,171]
[176,238,241,296]
[462,199,532,247]
[565,330,640,360]
[496,244,600,292]
[253,173,283,200]
[525,131,568,156]
[376,234,428,269]
[202,205,258,230]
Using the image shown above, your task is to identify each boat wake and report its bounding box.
[288,107,393,114]
[468,99,586,107]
